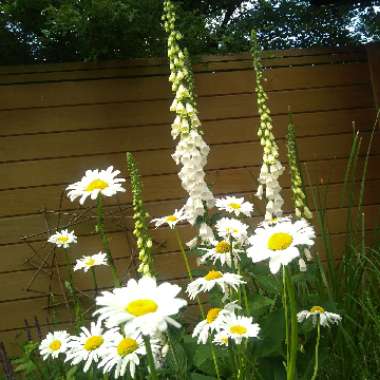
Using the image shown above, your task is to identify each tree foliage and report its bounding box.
[0,0,379,65]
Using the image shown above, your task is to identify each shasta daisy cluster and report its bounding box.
[162,0,215,225]
[39,277,187,378]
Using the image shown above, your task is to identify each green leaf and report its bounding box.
[190,373,217,380]
[255,308,285,358]
[250,294,275,317]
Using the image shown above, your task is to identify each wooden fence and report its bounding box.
[0,45,379,354]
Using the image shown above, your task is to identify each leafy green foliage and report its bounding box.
[0,0,379,65]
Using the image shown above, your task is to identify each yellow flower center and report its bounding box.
[221,336,229,345]
[85,258,96,267]
[228,202,241,209]
[215,241,231,254]
[84,336,104,351]
[229,325,247,335]
[165,215,178,223]
[310,306,325,314]
[267,232,293,251]
[206,308,222,324]
[204,270,223,281]
[126,299,158,317]
[49,340,62,351]
[117,337,138,357]
[85,179,109,192]
[57,236,69,244]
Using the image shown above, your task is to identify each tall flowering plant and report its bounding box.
[24,3,345,380]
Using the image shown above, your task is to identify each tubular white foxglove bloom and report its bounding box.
[251,32,285,221]
[163,0,215,225]
[247,218,315,274]
[66,166,126,205]
[216,315,260,345]
[198,222,215,243]
[94,277,187,335]
[186,270,245,300]
[39,331,70,360]
[192,302,241,344]
[65,321,112,372]
[151,209,184,229]
[48,229,77,248]
[74,252,108,272]
[199,239,243,268]
[216,196,253,217]
[297,306,342,327]
[172,130,215,224]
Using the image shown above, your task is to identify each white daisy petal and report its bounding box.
[297,306,342,328]
[215,196,254,217]
[186,270,245,300]
[94,276,187,336]
[39,330,70,360]
[151,209,184,229]
[48,230,77,249]
[74,252,108,272]
[66,166,126,204]
[247,217,315,273]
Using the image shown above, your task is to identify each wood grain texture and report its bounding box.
[0,47,379,353]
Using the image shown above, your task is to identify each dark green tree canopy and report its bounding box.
[0,0,379,65]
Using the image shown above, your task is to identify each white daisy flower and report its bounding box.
[216,196,253,217]
[215,217,249,243]
[66,166,126,205]
[192,302,241,344]
[247,218,315,274]
[199,239,243,268]
[74,252,108,272]
[98,326,157,379]
[39,330,70,360]
[217,315,260,344]
[94,276,187,335]
[65,321,112,372]
[297,306,342,327]
[151,209,184,229]
[48,229,77,248]
[186,270,245,300]
[213,331,230,346]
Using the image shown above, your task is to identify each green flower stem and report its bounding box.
[143,335,158,380]
[174,228,194,281]
[285,267,298,380]
[174,228,221,380]
[91,267,98,295]
[282,266,290,366]
[311,321,321,380]
[63,250,82,324]
[96,194,121,287]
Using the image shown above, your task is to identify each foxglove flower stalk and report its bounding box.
[251,32,284,221]
[287,121,313,220]
[127,153,154,277]
[162,0,215,225]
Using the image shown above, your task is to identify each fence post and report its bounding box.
[366,42,380,110]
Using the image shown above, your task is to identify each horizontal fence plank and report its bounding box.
[0,46,366,79]
[0,55,368,85]
[0,108,375,164]
[0,87,374,137]
[0,65,370,111]
[0,132,378,219]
